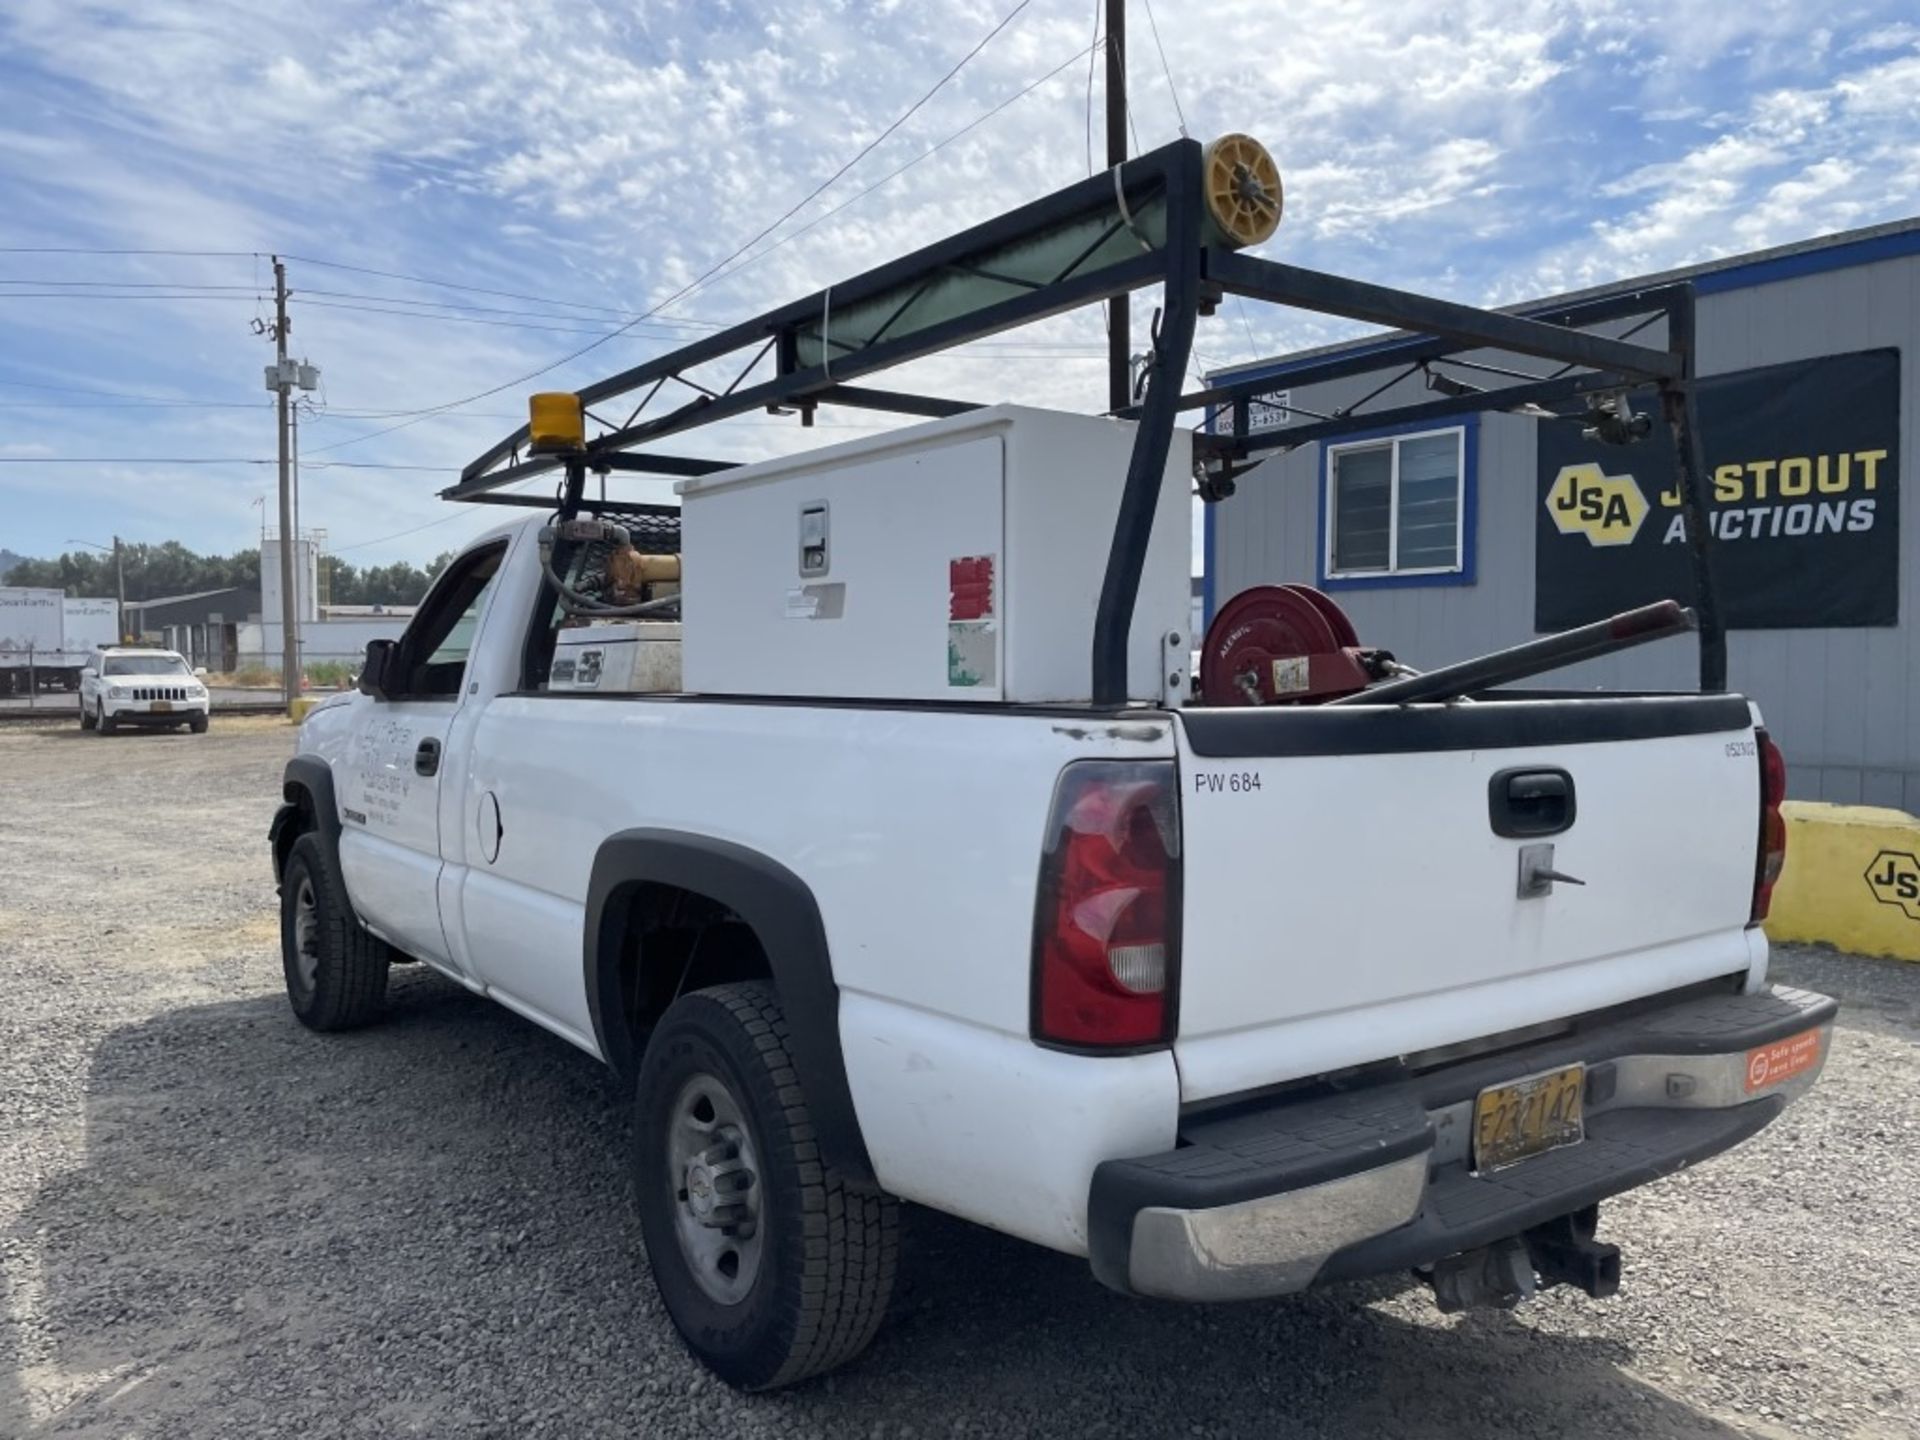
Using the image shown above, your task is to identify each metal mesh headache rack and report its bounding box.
[453,134,1725,705]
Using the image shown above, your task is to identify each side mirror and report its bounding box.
[358,640,396,700]
[80,667,96,680]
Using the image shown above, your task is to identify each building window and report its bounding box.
[1326,427,1466,578]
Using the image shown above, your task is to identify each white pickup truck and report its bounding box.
[272,401,1833,1391]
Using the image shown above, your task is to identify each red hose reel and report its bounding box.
[1198,584,1394,705]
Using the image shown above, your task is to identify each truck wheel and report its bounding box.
[96,705,116,735]
[189,713,209,734]
[79,702,95,731]
[635,982,898,1391]
[280,831,389,1031]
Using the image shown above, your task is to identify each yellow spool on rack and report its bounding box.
[1201,133,1283,249]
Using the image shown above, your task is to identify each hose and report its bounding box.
[540,550,680,617]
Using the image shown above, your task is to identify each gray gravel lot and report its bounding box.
[2,720,1917,1438]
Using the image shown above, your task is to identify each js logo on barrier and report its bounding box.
[1546,463,1650,547]
[1865,850,1920,920]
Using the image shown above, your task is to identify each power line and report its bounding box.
[329,514,494,553]
[330,485,551,553]
[296,297,640,337]
[1085,1,1102,178]
[0,291,256,301]
[279,254,678,321]
[0,456,460,471]
[300,292,1102,349]
[1133,0,1257,370]
[0,377,258,404]
[7,26,1085,457]
[0,279,259,291]
[329,512,480,552]
[1138,0,1189,137]
[0,247,255,258]
[304,0,1037,455]
[656,38,1098,327]
[0,400,268,410]
[297,288,722,331]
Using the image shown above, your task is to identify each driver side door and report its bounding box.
[336,541,506,967]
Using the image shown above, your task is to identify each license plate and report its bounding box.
[1473,1063,1586,1172]
[151,700,173,713]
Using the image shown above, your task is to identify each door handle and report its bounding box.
[415,737,442,777]
[1489,767,1574,837]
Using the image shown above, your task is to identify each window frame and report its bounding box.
[1318,418,1477,591]
[387,539,508,701]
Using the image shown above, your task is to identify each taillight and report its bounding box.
[1752,729,1787,924]
[1031,760,1181,1050]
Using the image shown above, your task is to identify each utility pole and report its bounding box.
[112,535,126,642]
[1105,0,1128,413]
[272,256,298,706]
[64,535,130,641]
[291,400,302,640]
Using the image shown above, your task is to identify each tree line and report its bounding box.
[4,543,454,608]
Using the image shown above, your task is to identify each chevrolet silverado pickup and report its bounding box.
[267,134,1832,1391]
[268,408,1829,1391]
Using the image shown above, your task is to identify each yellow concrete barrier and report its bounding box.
[288,697,322,723]
[1765,801,1920,961]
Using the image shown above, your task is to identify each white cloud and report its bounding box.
[1845,22,1920,54]
[0,0,1915,564]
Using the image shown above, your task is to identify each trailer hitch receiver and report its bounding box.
[1525,1204,1622,1299]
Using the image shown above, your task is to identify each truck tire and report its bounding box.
[79,702,94,731]
[634,981,898,1391]
[189,713,209,734]
[279,831,389,1031]
[96,705,116,735]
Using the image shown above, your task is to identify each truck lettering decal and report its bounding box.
[1193,771,1262,795]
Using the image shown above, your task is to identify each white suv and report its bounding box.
[80,647,210,734]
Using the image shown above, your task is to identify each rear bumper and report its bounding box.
[1087,983,1836,1301]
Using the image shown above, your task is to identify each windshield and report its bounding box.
[103,655,190,677]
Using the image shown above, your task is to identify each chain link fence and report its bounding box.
[0,651,367,711]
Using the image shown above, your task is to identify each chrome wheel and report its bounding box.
[665,1071,764,1305]
[292,876,320,991]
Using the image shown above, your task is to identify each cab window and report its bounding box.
[393,542,506,698]
[103,654,191,678]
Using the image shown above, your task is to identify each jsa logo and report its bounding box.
[1546,463,1650,547]
[1866,850,1920,920]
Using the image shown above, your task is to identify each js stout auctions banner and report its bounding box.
[1535,349,1900,630]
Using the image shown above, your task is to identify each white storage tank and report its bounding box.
[675,405,1191,705]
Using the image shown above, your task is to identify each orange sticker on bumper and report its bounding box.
[1744,1028,1825,1092]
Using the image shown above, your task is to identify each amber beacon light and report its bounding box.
[528,391,586,455]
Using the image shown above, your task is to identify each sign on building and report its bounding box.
[1535,349,1900,630]
[1213,390,1293,437]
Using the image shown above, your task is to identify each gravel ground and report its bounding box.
[2,720,1917,1439]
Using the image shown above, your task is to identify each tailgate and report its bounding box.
[1171,694,1764,1103]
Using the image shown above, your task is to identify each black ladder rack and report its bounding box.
[454,137,1723,704]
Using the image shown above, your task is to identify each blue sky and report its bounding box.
[2,0,1917,570]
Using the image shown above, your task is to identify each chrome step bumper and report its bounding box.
[1087,984,1837,1301]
